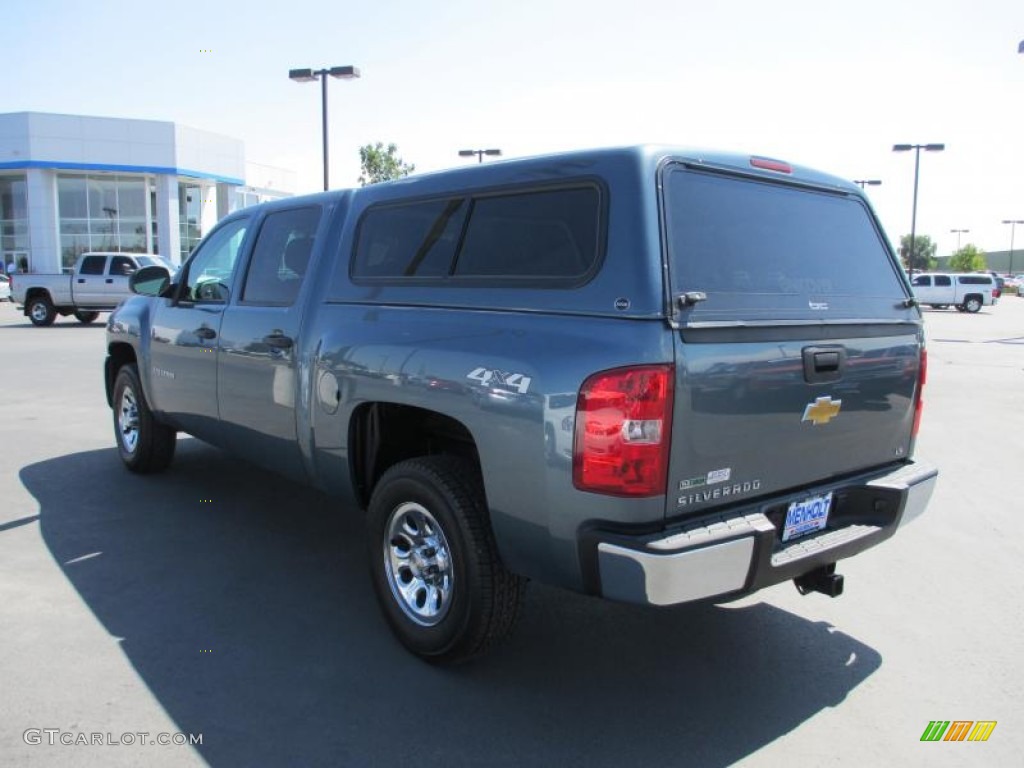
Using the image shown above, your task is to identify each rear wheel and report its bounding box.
[112,364,176,473]
[74,310,100,324]
[964,296,982,313]
[367,456,524,664]
[27,296,56,326]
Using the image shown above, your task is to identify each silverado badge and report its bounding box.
[802,396,842,426]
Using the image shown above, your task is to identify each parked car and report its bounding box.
[0,274,10,302]
[105,146,936,663]
[910,272,999,312]
[12,252,171,326]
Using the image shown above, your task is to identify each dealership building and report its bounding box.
[0,111,293,274]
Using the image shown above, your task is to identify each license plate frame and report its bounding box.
[782,492,833,542]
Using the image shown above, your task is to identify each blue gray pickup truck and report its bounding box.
[104,146,937,663]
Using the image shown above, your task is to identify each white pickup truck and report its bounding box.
[12,252,171,326]
[910,272,999,313]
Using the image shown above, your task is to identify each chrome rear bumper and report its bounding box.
[595,459,937,606]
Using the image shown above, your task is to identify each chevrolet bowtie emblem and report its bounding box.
[802,396,842,426]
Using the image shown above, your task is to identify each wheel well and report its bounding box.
[105,343,137,407]
[349,403,480,508]
[23,288,51,305]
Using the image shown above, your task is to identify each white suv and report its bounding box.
[910,272,998,313]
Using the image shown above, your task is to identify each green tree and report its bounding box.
[899,234,938,272]
[948,244,987,272]
[358,142,415,186]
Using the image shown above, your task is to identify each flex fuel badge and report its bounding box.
[679,467,732,490]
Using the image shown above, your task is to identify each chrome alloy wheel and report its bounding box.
[29,302,49,323]
[384,502,455,626]
[118,384,140,454]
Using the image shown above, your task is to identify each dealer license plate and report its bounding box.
[782,492,833,542]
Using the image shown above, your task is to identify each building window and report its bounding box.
[179,182,204,262]
[1,174,30,273]
[57,173,151,270]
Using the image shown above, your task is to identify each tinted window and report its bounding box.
[108,256,136,276]
[664,169,903,318]
[454,188,599,278]
[353,199,466,278]
[80,256,105,275]
[934,275,952,286]
[242,207,321,305]
[958,276,991,285]
[911,275,932,287]
[182,218,248,303]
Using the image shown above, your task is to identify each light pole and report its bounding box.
[459,148,502,164]
[893,143,945,279]
[949,228,969,252]
[289,65,361,191]
[1002,219,1024,276]
[853,179,881,189]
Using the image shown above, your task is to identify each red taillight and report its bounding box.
[750,156,792,174]
[912,348,927,438]
[573,365,673,496]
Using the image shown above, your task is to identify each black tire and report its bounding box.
[367,456,524,664]
[112,363,176,473]
[964,296,982,313]
[74,310,100,324]
[27,295,56,326]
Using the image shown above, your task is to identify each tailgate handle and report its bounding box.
[802,346,845,383]
[814,352,840,372]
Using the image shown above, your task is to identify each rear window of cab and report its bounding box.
[350,184,603,285]
[663,166,907,323]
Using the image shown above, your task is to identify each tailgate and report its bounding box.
[670,328,920,512]
[661,162,922,516]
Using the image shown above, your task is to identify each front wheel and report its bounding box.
[367,456,524,664]
[112,363,176,473]
[27,296,56,326]
[74,310,100,324]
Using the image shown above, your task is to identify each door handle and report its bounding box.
[77,278,85,283]
[263,333,294,350]
[194,327,217,340]
[105,278,114,284]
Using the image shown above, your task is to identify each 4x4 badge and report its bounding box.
[802,396,842,426]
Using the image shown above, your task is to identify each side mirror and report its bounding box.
[129,265,170,297]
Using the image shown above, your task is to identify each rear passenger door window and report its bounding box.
[934,275,951,287]
[242,207,322,304]
[79,256,106,275]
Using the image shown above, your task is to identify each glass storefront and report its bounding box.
[179,182,204,262]
[1,174,30,273]
[57,174,152,270]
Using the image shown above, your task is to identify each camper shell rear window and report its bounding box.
[662,166,908,323]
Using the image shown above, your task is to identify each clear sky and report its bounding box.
[7,0,1024,258]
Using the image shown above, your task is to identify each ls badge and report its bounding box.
[802,396,842,426]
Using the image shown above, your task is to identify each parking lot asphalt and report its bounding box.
[1,297,1021,767]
